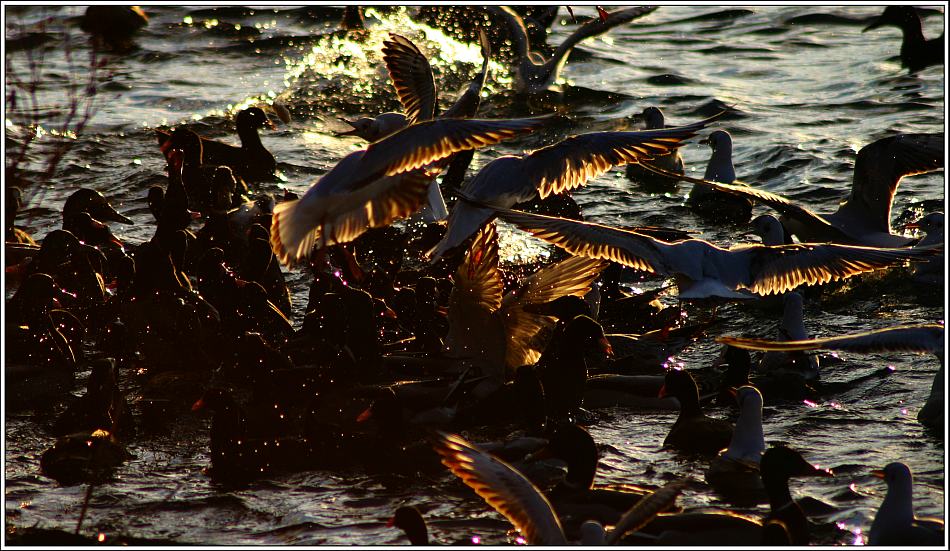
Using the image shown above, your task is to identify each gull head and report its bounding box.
[699,129,733,153]
[335,117,376,139]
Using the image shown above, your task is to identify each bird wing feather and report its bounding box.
[382,33,438,123]
[718,324,944,356]
[433,432,568,546]
[742,242,941,295]
[838,133,945,233]
[499,256,608,368]
[495,207,669,275]
[523,115,725,199]
[543,7,659,77]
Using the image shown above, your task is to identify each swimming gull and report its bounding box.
[864,6,944,72]
[904,212,944,285]
[686,129,754,221]
[624,107,686,185]
[869,462,945,545]
[749,214,795,246]
[757,292,820,380]
[643,133,945,247]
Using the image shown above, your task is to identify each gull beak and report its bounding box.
[658,384,668,399]
[727,386,738,399]
[597,7,609,23]
[870,469,886,479]
[863,18,884,32]
[698,137,711,145]
[334,118,361,137]
[191,398,206,412]
[902,222,920,231]
[386,516,396,528]
[566,6,576,24]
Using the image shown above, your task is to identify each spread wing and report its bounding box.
[433,432,568,546]
[499,256,608,368]
[488,7,529,61]
[444,223,508,375]
[741,242,941,296]
[270,170,433,265]
[544,6,658,77]
[522,113,725,199]
[718,324,944,357]
[838,133,945,233]
[495,207,670,275]
[607,482,685,545]
[361,117,548,180]
[382,33,437,123]
[452,222,503,313]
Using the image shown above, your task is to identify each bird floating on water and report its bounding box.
[642,133,945,247]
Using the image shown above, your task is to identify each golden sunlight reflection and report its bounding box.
[156,8,511,131]
[282,7,509,100]
[497,219,551,266]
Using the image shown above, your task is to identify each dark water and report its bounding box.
[4,5,945,545]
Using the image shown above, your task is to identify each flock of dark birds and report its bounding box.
[4,4,946,547]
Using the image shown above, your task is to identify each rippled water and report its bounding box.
[4,5,945,546]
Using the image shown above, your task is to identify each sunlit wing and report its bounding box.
[495,207,668,274]
[382,33,437,124]
[433,432,568,546]
[443,224,508,374]
[500,256,608,367]
[523,114,726,199]
[639,162,852,241]
[607,482,685,544]
[361,117,548,179]
[742,242,941,296]
[488,7,529,61]
[270,170,433,265]
[718,324,944,356]
[452,222,503,313]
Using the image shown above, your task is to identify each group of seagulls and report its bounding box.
[267,6,944,545]
[7,4,945,546]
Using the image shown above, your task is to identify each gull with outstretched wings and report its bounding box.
[494,207,941,299]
